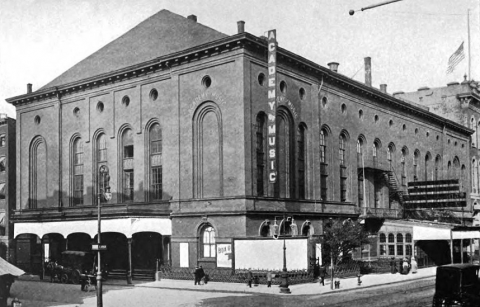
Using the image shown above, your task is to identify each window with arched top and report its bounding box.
[122,129,134,202]
[95,133,108,204]
[256,113,267,196]
[29,137,47,209]
[339,133,348,202]
[401,147,408,187]
[276,108,294,198]
[0,134,5,147]
[297,124,306,199]
[453,157,460,179]
[379,233,387,256]
[320,129,328,200]
[435,155,442,181]
[357,138,364,207]
[149,124,162,200]
[472,159,477,193]
[425,153,431,181]
[201,226,216,258]
[388,233,395,243]
[387,233,395,256]
[72,137,84,206]
[413,150,419,181]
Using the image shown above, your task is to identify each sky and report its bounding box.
[1,0,480,118]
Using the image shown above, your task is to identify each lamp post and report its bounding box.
[273,213,291,294]
[97,165,111,307]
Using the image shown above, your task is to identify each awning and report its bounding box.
[413,225,480,241]
[0,257,24,277]
[14,217,172,239]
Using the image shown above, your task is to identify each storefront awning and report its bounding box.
[413,225,480,241]
[14,217,172,239]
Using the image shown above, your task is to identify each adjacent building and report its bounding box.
[5,10,477,276]
[0,114,16,262]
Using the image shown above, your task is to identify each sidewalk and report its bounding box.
[134,266,437,296]
[18,266,437,296]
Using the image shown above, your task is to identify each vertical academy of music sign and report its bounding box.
[267,30,277,183]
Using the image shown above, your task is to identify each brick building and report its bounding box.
[5,10,476,276]
[0,114,16,262]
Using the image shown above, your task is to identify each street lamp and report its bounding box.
[273,213,292,294]
[97,165,111,307]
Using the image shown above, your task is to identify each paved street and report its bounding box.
[9,267,437,307]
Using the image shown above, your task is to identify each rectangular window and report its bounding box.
[397,245,403,256]
[388,245,395,256]
[379,245,387,256]
[405,245,412,256]
[151,140,162,155]
[151,166,162,200]
[124,145,134,158]
[73,175,83,205]
[124,170,134,201]
[340,166,347,202]
[321,163,328,200]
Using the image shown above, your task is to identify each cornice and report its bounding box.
[6,32,473,136]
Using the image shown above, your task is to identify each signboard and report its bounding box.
[92,244,107,251]
[267,29,277,183]
[216,244,232,268]
[180,243,189,268]
[404,179,467,208]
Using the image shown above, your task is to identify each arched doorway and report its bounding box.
[132,232,162,270]
[95,232,128,271]
[67,233,92,252]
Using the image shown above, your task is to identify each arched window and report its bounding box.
[461,164,466,191]
[396,233,404,256]
[276,108,294,198]
[0,134,5,147]
[122,129,134,202]
[256,113,267,196]
[72,137,84,206]
[29,137,47,209]
[297,124,306,199]
[472,159,477,193]
[425,153,431,181]
[201,226,216,258]
[453,157,460,179]
[0,156,5,173]
[401,147,408,187]
[95,133,108,204]
[387,143,395,166]
[149,124,162,200]
[357,138,365,207]
[447,161,452,178]
[471,117,477,147]
[388,233,395,256]
[339,133,347,202]
[405,233,413,256]
[413,150,419,181]
[320,129,328,200]
[373,142,378,158]
[435,155,442,181]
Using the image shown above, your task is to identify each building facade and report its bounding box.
[395,80,480,226]
[0,114,16,262]
[6,10,475,275]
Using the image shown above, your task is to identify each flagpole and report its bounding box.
[468,9,471,80]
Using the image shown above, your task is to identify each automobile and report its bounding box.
[47,251,108,284]
[432,264,480,307]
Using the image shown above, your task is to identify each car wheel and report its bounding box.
[61,274,69,284]
[71,270,81,284]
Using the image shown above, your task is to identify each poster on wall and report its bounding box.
[316,243,322,264]
[180,243,189,268]
[216,244,232,268]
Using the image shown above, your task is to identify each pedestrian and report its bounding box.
[402,257,409,275]
[410,257,418,274]
[193,266,200,285]
[319,264,327,286]
[247,270,253,288]
[198,266,205,285]
[389,257,397,274]
[266,271,272,288]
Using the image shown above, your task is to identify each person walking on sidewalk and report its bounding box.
[319,264,327,286]
[198,266,205,285]
[194,266,200,285]
[266,271,272,288]
[401,257,409,275]
[390,257,397,274]
[410,257,418,274]
[247,270,253,288]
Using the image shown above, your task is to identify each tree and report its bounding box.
[323,218,371,289]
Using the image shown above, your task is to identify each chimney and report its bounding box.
[187,15,197,22]
[327,62,339,72]
[380,84,387,93]
[237,21,245,34]
[27,83,32,94]
[364,57,372,87]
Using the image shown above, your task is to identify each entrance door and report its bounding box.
[132,232,162,270]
